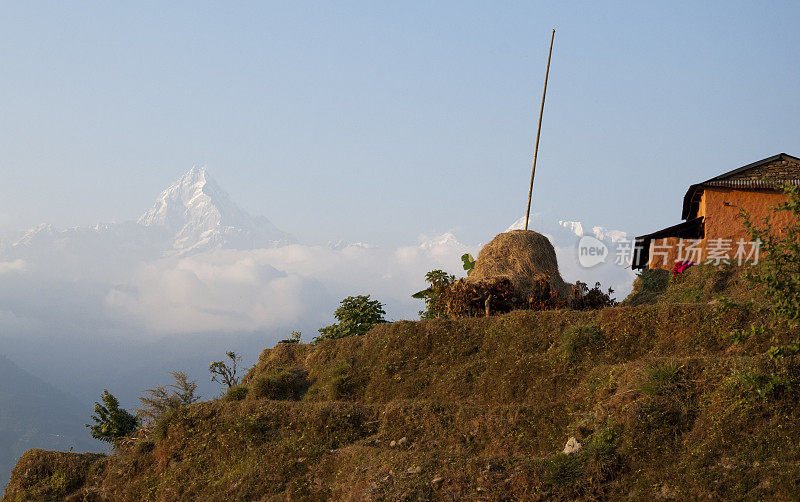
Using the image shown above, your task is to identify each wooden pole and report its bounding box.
[524,28,555,231]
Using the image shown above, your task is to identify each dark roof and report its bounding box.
[681,153,800,220]
[632,217,704,270]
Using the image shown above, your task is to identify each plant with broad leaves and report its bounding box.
[461,253,476,275]
[316,295,386,341]
[413,269,456,318]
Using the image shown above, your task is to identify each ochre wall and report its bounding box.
[648,187,794,270]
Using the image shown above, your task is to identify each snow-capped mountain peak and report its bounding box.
[138,167,292,252]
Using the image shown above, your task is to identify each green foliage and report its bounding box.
[561,324,604,364]
[325,363,361,400]
[741,184,800,321]
[151,408,177,442]
[249,369,308,400]
[640,360,685,397]
[289,330,302,343]
[731,366,792,401]
[316,295,386,341]
[210,351,243,390]
[728,324,765,345]
[222,384,249,402]
[412,270,456,319]
[624,268,670,305]
[461,253,475,275]
[138,371,200,425]
[86,390,139,444]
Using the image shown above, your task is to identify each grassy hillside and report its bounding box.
[5,292,800,501]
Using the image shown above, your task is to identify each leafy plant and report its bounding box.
[86,390,139,444]
[561,324,604,364]
[222,385,249,402]
[249,369,308,400]
[461,253,476,275]
[412,270,456,318]
[640,360,685,397]
[316,295,386,341]
[138,371,200,425]
[741,184,800,321]
[210,351,243,390]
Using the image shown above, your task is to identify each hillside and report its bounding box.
[4,286,800,500]
[0,356,98,491]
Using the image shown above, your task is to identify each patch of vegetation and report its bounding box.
[624,268,670,306]
[222,384,248,402]
[210,351,244,391]
[86,390,139,445]
[742,184,800,322]
[248,368,309,400]
[138,370,200,425]
[639,360,686,397]
[561,324,604,364]
[412,270,456,318]
[316,295,386,341]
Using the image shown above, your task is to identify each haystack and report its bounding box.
[467,230,571,299]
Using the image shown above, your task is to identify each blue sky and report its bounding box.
[1,1,798,245]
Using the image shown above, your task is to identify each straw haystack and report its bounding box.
[467,230,571,299]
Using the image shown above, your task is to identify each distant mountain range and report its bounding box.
[0,355,98,489]
[7,167,292,260]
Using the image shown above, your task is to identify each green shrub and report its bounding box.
[742,184,800,322]
[138,371,200,425]
[317,295,386,341]
[326,363,361,400]
[86,390,139,445]
[624,268,670,305]
[561,325,604,363]
[249,369,308,400]
[152,408,176,442]
[223,384,249,402]
[412,270,456,319]
[640,360,685,397]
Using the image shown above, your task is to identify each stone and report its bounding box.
[397,436,408,447]
[431,476,444,488]
[406,466,422,475]
[562,437,582,455]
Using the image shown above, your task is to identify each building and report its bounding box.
[633,153,800,270]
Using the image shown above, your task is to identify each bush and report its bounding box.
[138,371,200,425]
[317,295,386,341]
[561,325,604,364]
[86,390,139,445]
[326,363,361,400]
[412,270,456,318]
[742,184,800,322]
[640,360,686,397]
[249,369,308,400]
[222,384,249,402]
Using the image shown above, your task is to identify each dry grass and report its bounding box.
[6,298,800,501]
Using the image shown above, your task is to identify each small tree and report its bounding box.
[741,184,800,322]
[138,371,200,425]
[316,295,386,341]
[86,390,139,444]
[210,351,242,390]
[412,269,456,318]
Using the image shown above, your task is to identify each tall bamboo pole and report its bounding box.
[524,29,555,231]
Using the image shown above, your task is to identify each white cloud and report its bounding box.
[0,259,26,274]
